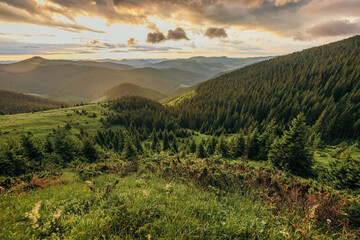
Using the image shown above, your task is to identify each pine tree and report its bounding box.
[133,129,143,154]
[190,139,197,153]
[196,140,207,158]
[215,135,228,157]
[171,136,178,153]
[83,138,98,163]
[257,121,277,160]
[163,129,170,151]
[122,135,138,160]
[206,137,217,155]
[247,129,261,160]
[231,131,245,158]
[151,128,158,151]
[269,113,313,176]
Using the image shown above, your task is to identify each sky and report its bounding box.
[0,0,359,60]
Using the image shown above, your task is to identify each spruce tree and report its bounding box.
[163,129,170,151]
[151,128,158,151]
[269,113,313,176]
[171,136,178,153]
[215,135,228,157]
[133,129,143,154]
[257,121,277,160]
[231,131,245,158]
[247,130,261,160]
[83,138,98,163]
[122,135,138,160]
[190,139,197,153]
[196,140,207,158]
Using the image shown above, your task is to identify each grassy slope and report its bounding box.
[0,104,106,141]
[0,172,301,239]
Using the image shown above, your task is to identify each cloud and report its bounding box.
[146,31,166,44]
[0,1,104,33]
[294,19,360,41]
[111,45,181,53]
[127,38,139,46]
[0,0,311,37]
[84,40,125,49]
[0,32,56,37]
[205,27,228,39]
[167,27,190,41]
[0,39,81,55]
[300,0,360,17]
[1,0,359,41]
[308,20,360,37]
[185,42,197,48]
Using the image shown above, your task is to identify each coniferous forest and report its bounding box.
[1,36,360,239]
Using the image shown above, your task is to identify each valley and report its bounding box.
[1,35,360,239]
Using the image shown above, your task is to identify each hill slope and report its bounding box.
[176,35,360,140]
[0,57,207,101]
[0,90,65,114]
[95,83,167,102]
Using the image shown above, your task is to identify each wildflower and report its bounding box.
[25,201,42,228]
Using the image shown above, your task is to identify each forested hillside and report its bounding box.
[0,90,65,114]
[175,35,360,140]
[1,36,360,239]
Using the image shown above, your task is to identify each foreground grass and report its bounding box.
[0,104,106,141]
[1,171,302,240]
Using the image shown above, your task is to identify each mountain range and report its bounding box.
[0,55,269,104]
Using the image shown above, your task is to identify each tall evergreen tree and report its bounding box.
[189,139,197,153]
[231,131,245,158]
[215,135,228,157]
[151,128,158,151]
[163,129,170,151]
[269,113,313,176]
[122,135,138,160]
[247,130,261,160]
[196,140,207,158]
[133,129,143,154]
[171,136,178,153]
[83,138,98,163]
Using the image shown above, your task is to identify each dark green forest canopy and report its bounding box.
[0,90,65,115]
[174,35,360,139]
[106,36,360,141]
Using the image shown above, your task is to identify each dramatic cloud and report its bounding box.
[0,39,80,55]
[167,28,189,41]
[146,28,190,44]
[294,19,360,41]
[0,0,315,36]
[127,38,139,46]
[146,31,166,44]
[0,1,104,33]
[205,27,228,39]
[308,20,360,37]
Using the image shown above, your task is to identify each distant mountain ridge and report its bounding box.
[0,56,270,104]
[0,57,207,102]
[105,56,272,78]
